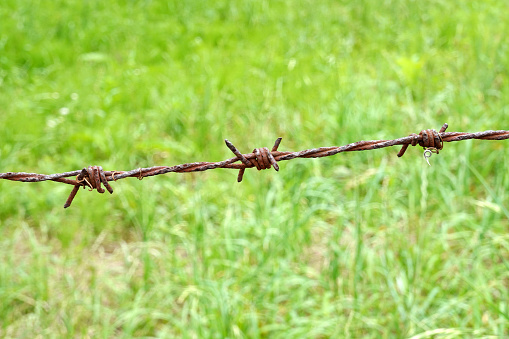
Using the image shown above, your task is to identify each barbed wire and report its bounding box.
[1,123,508,208]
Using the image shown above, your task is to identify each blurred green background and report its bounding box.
[1,0,509,338]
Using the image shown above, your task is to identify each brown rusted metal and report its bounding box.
[63,166,113,208]
[1,123,508,208]
[64,168,86,209]
[397,123,447,157]
[225,139,281,182]
[63,185,80,209]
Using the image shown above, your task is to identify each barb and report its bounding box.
[1,123,508,208]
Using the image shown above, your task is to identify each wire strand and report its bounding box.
[1,123,508,208]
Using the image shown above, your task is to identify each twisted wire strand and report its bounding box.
[1,123,508,208]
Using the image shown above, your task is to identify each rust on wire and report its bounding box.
[1,123,508,208]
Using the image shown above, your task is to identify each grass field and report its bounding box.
[1,0,509,338]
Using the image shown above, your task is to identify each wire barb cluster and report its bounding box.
[397,124,448,157]
[225,137,282,182]
[1,123,508,208]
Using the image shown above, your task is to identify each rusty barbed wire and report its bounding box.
[1,123,508,208]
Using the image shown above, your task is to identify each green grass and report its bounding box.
[1,0,509,337]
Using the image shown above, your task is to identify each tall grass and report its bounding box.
[1,0,508,337]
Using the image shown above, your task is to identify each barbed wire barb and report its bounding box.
[1,123,508,208]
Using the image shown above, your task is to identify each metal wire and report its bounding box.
[1,123,508,208]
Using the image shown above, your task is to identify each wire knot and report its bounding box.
[224,137,283,182]
[398,123,448,157]
[64,166,113,208]
[251,147,276,170]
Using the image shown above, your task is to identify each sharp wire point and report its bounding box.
[424,150,432,166]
